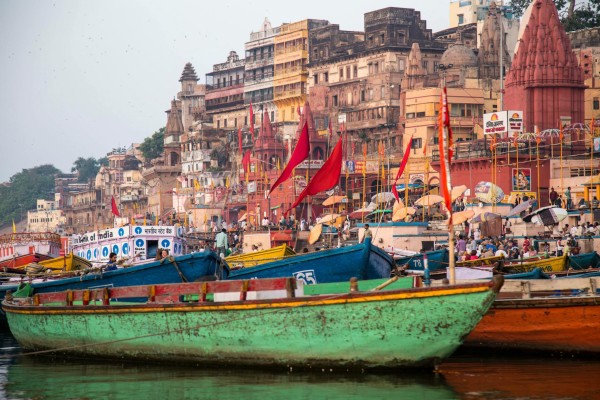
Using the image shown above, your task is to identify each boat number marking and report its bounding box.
[293,270,317,285]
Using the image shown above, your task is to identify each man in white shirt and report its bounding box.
[495,245,508,258]
[473,228,481,241]
[570,225,579,237]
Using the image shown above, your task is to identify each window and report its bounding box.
[416,112,426,118]
[411,138,423,149]
[324,96,328,107]
[346,66,351,80]
[406,112,415,119]
[224,119,228,128]
[339,68,344,79]
[332,95,338,107]
[234,118,238,127]
[369,89,373,100]
[217,120,221,129]
[353,65,358,78]
[324,72,329,82]
[271,111,275,121]
[361,90,366,102]
[381,86,385,99]
[594,97,599,110]
[422,60,428,71]
[244,116,248,125]
[314,74,319,84]
[374,62,379,74]
[458,14,464,25]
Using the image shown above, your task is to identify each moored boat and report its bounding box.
[0,251,227,304]
[464,277,600,354]
[502,255,567,274]
[34,253,92,272]
[225,244,295,268]
[394,249,448,272]
[226,238,393,284]
[568,251,600,270]
[2,276,503,369]
[0,253,54,274]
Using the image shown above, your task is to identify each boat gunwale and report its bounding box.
[2,279,501,315]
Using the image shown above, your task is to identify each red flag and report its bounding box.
[111,196,120,217]
[328,119,333,138]
[269,122,310,196]
[286,136,343,214]
[438,87,453,221]
[238,127,243,153]
[249,103,255,142]
[392,136,413,201]
[242,150,251,173]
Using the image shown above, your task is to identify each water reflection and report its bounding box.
[3,357,455,400]
[2,327,600,400]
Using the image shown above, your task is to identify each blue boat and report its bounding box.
[504,267,551,280]
[568,252,600,270]
[0,252,227,303]
[393,249,448,272]
[226,238,393,285]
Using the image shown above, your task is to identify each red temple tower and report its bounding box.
[504,0,586,131]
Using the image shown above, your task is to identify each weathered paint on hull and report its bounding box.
[502,255,567,274]
[465,296,600,353]
[4,283,498,369]
[38,254,91,271]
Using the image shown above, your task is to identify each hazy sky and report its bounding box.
[0,0,449,182]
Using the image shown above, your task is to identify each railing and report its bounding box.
[274,88,304,100]
[205,82,244,91]
[244,74,275,85]
[16,277,299,306]
[0,232,61,245]
[244,93,274,105]
[244,55,274,65]
[206,99,245,111]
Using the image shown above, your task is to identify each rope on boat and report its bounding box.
[1,292,352,359]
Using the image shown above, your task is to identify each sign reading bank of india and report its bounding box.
[483,111,523,135]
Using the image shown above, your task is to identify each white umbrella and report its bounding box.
[372,192,396,204]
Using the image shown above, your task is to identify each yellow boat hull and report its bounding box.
[38,254,92,271]
[503,255,567,274]
[226,244,296,268]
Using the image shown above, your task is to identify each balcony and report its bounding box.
[274,88,304,102]
[244,93,274,105]
[244,73,274,85]
[245,55,274,69]
[206,99,245,112]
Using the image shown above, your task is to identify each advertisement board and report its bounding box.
[483,111,508,135]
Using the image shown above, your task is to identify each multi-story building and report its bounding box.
[449,0,503,28]
[142,100,184,221]
[27,198,64,233]
[568,27,600,125]
[306,8,445,204]
[274,19,328,135]
[205,51,246,131]
[244,18,280,126]
[178,62,206,132]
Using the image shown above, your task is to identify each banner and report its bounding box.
[507,110,524,134]
[512,168,531,191]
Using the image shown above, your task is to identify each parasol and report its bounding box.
[522,206,567,225]
[450,209,475,225]
[392,207,416,222]
[470,212,501,223]
[506,200,532,217]
[371,192,396,204]
[415,194,444,206]
[392,199,406,213]
[322,195,346,206]
[318,214,341,224]
[451,185,468,202]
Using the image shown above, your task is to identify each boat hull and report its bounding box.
[465,295,600,353]
[227,238,393,285]
[568,252,600,270]
[225,244,295,268]
[37,254,91,271]
[3,279,500,369]
[0,252,226,302]
[394,249,448,272]
[502,255,567,274]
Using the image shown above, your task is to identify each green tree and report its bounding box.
[0,164,60,228]
[139,127,165,162]
[509,0,600,31]
[71,157,102,183]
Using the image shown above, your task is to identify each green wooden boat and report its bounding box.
[2,276,503,370]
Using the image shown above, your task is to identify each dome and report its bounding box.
[440,45,478,68]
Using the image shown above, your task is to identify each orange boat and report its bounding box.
[464,277,600,353]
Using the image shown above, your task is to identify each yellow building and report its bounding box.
[273,19,327,126]
[402,86,484,186]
